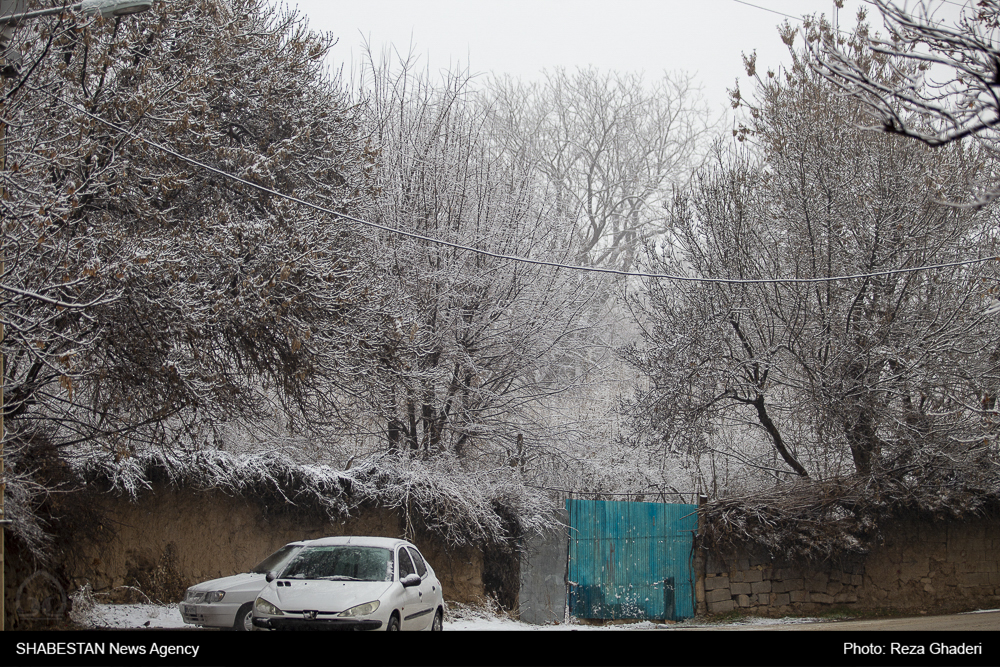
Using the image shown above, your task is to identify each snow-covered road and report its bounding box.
[73,601,829,631]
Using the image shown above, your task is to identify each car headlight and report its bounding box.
[255,597,283,616]
[338,600,380,617]
[184,590,225,603]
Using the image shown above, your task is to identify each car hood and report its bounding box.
[188,572,266,594]
[268,580,395,612]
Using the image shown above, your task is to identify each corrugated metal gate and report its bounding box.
[566,499,698,621]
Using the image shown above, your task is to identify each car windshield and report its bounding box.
[280,546,393,582]
[251,545,302,575]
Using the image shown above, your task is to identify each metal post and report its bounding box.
[693,493,708,617]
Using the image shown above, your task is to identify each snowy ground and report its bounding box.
[71,600,831,631]
[72,599,1000,631]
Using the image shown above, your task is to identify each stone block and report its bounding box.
[784,578,804,592]
[737,594,751,608]
[730,582,752,596]
[773,593,790,606]
[811,592,835,604]
[706,587,733,603]
[704,576,730,591]
[751,580,772,594]
[789,589,809,603]
[743,569,763,583]
[807,572,830,592]
[707,599,735,614]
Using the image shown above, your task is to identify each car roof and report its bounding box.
[303,536,415,549]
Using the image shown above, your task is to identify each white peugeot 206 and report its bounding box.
[180,540,311,631]
[252,536,445,631]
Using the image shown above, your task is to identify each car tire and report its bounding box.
[234,603,254,632]
[386,614,400,631]
[431,608,443,631]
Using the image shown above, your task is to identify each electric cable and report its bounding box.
[40,89,1000,286]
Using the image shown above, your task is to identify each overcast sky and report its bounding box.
[275,1,967,119]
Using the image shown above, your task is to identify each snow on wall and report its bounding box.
[71,448,556,549]
[5,448,553,611]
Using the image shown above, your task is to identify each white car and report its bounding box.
[180,541,310,631]
[252,536,445,631]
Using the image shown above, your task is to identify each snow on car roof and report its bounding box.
[305,536,413,549]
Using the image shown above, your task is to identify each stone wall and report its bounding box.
[698,513,1000,616]
[701,552,865,616]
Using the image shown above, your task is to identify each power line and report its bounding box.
[40,90,1000,286]
[731,0,804,22]
[731,0,975,24]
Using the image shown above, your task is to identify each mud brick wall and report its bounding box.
[698,514,1000,616]
[51,483,487,605]
[858,515,1000,610]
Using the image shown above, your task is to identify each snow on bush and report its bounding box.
[71,448,556,549]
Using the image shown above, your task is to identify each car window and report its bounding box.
[397,547,416,580]
[280,546,393,581]
[406,547,427,577]
[251,545,301,574]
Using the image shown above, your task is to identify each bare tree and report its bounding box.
[351,53,603,470]
[485,68,715,271]
[624,29,1000,491]
[813,1,1000,198]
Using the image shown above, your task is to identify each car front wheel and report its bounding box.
[386,614,400,631]
[431,609,443,631]
[234,603,254,632]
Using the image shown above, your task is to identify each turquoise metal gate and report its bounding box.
[566,499,698,621]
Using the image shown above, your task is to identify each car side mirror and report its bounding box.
[401,573,421,587]
[265,571,277,583]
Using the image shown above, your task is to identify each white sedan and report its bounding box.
[252,536,445,631]
[180,541,310,631]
